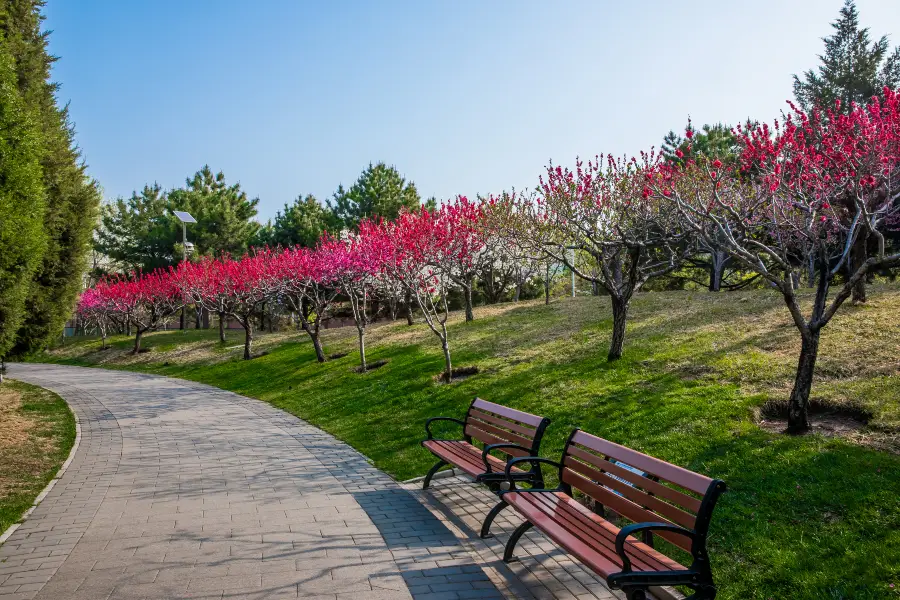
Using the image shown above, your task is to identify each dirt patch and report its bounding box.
[354,359,389,373]
[328,352,349,360]
[433,365,480,384]
[0,387,34,450]
[756,398,872,437]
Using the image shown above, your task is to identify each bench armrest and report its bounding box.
[502,457,562,491]
[614,523,696,573]
[480,443,532,474]
[425,417,466,440]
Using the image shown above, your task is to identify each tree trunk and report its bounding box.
[709,251,727,292]
[608,296,628,361]
[850,231,868,304]
[301,320,326,363]
[180,306,186,330]
[464,279,474,322]
[405,290,414,326]
[218,311,226,343]
[100,332,107,349]
[201,307,210,329]
[514,277,522,302]
[441,334,452,383]
[194,306,201,329]
[259,303,266,330]
[132,329,143,354]
[357,328,367,371]
[787,329,820,433]
[243,321,253,360]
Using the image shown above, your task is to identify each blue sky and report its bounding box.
[46,1,900,220]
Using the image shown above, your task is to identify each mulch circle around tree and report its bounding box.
[354,359,388,374]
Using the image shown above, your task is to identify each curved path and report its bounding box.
[0,364,500,600]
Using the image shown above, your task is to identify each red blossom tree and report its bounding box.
[532,155,687,360]
[321,230,383,372]
[659,90,900,432]
[104,269,184,354]
[75,282,117,349]
[271,245,340,363]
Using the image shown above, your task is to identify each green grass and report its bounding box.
[34,285,900,599]
[0,380,76,535]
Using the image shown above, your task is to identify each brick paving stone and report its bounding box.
[4,364,496,599]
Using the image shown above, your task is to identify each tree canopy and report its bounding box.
[327,162,421,229]
[258,194,335,248]
[793,0,900,112]
[1,0,101,357]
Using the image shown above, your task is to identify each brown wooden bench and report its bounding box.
[421,398,550,511]
[495,429,726,600]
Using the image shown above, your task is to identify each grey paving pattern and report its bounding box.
[1,363,501,600]
[405,477,624,600]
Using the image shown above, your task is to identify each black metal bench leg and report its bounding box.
[622,587,649,600]
[423,460,448,490]
[503,521,534,562]
[480,499,509,539]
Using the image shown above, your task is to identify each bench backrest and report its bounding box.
[463,398,550,457]
[560,430,725,553]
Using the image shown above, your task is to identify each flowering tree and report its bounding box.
[106,269,183,354]
[365,211,458,379]
[75,282,116,349]
[322,231,382,371]
[219,250,278,360]
[271,245,340,362]
[176,258,234,344]
[659,91,900,432]
[438,197,487,321]
[534,156,687,360]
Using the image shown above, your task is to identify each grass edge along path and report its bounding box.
[33,287,900,600]
[0,380,76,537]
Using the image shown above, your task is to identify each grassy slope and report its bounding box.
[0,380,76,534]
[37,285,900,599]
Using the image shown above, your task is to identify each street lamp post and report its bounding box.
[173,211,197,330]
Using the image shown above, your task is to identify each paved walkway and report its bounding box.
[0,364,501,600]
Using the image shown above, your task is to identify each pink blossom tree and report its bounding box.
[321,231,383,372]
[659,90,900,432]
[75,282,116,349]
[176,258,235,344]
[271,246,340,363]
[217,250,279,360]
[533,156,687,360]
[370,211,460,381]
[106,269,184,354]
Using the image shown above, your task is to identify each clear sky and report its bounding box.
[45,0,900,220]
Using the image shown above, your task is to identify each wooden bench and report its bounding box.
[496,429,726,600]
[421,398,551,507]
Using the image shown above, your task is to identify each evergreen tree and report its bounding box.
[2,0,102,356]
[793,0,900,112]
[266,194,334,248]
[792,0,900,303]
[661,122,738,167]
[327,162,421,229]
[0,33,46,364]
[94,184,178,272]
[167,165,260,258]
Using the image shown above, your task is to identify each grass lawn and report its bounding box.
[34,285,900,599]
[0,380,76,535]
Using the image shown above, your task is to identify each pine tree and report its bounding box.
[792,0,899,303]
[266,194,334,248]
[1,0,101,356]
[327,162,421,230]
[0,32,46,364]
[94,184,179,272]
[793,0,900,112]
[167,165,260,258]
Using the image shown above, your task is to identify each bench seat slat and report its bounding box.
[570,431,713,495]
[423,440,526,478]
[463,426,532,457]
[468,408,538,438]
[523,492,681,573]
[472,398,545,428]
[562,469,693,552]
[504,491,685,577]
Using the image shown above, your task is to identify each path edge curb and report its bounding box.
[0,378,82,547]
